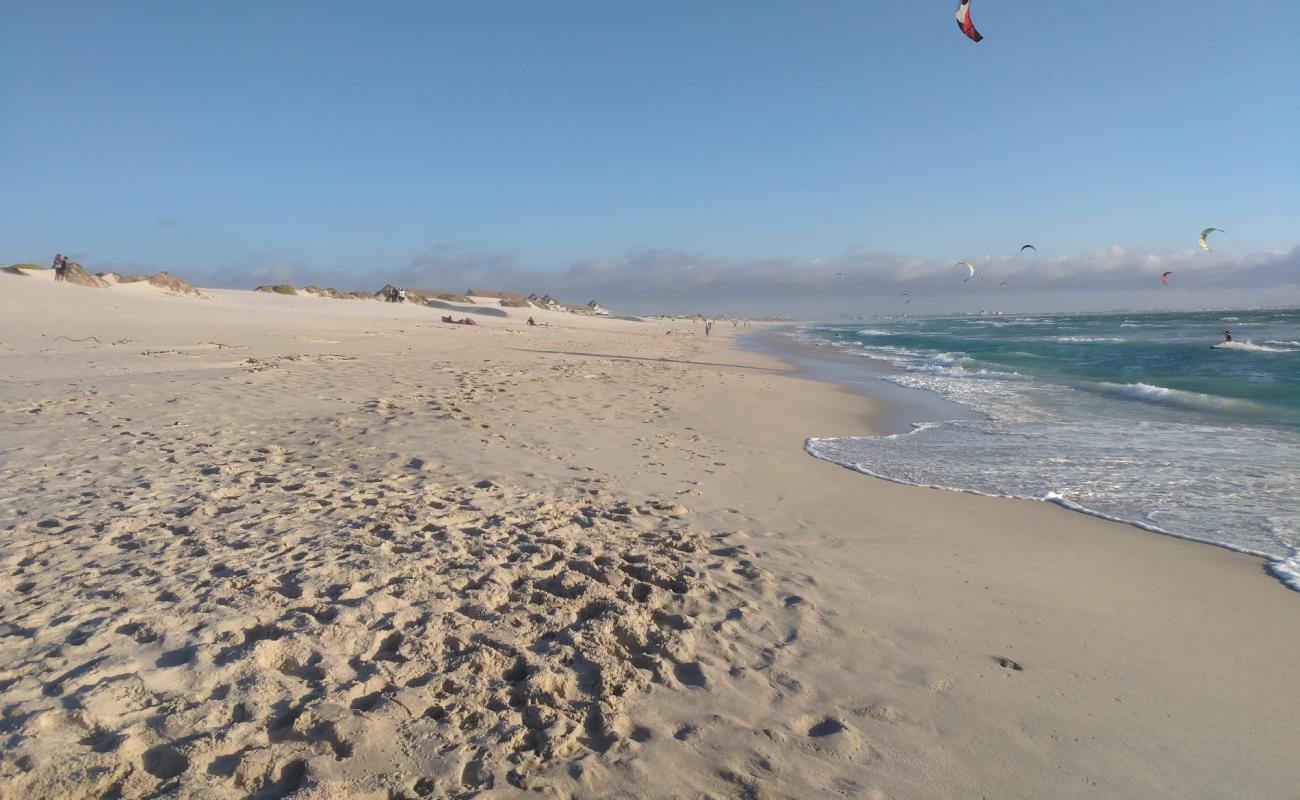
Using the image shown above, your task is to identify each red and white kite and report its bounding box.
[956,0,983,42]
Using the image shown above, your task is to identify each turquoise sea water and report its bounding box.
[798,309,1300,591]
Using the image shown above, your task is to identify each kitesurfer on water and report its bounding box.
[1222,330,1232,342]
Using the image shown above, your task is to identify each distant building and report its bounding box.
[528,294,562,311]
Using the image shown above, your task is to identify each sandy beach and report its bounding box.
[2,271,1296,799]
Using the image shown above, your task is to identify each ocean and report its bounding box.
[795,309,1300,591]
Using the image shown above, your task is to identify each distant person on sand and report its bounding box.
[704,319,713,336]
[52,254,66,282]
[527,316,536,326]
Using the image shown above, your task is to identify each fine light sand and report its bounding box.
[1,272,1296,799]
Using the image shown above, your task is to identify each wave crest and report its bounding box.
[1214,340,1299,353]
[1090,382,1269,414]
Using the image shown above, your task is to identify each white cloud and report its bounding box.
[552,245,1300,310]
[172,243,1300,315]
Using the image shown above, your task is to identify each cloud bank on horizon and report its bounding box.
[156,242,1300,316]
[5,2,1295,317]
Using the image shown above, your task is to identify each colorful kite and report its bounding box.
[1199,228,1224,252]
[956,0,983,42]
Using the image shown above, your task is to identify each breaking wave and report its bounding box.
[1213,340,1299,353]
[792,308,1300,593]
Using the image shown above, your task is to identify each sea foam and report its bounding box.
[1214,340,1299,353]
[793,309,1300,593]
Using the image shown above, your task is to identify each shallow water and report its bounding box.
[796,309,1300,592]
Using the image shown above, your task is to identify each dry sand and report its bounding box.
[1,272,1296,799]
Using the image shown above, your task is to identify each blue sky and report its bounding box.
[2,1,1297,313]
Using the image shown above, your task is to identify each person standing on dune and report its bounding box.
[52,254,66,282]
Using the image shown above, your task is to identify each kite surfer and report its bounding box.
[1222,330,1232,343]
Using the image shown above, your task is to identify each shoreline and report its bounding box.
[2,276,1297,798]
[743,326,984,434]
[753,324,1300,590]
[685,327,1300,797]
